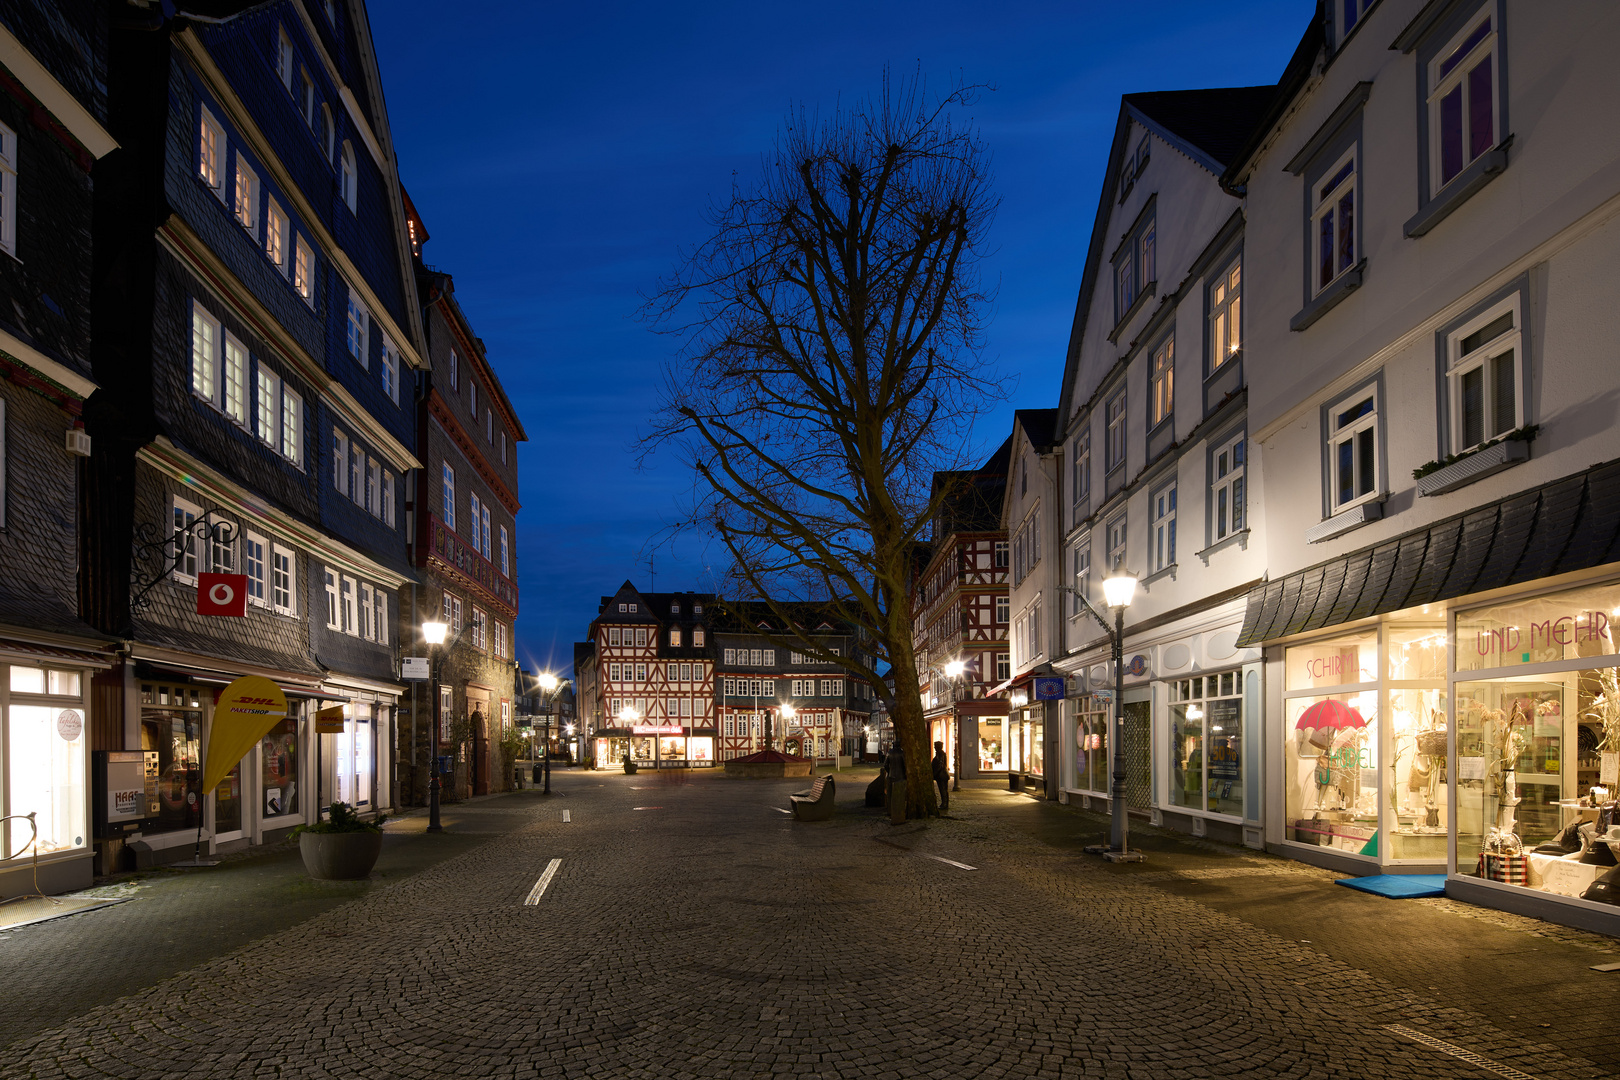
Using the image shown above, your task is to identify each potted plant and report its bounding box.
[294,801,386,880]
[622,752,637,775]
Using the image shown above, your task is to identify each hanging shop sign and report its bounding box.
[197,573,248,617]
[632,724,684,735]
[1033,677,1065,701]
[315,705,347,734]
[401,657,430,681]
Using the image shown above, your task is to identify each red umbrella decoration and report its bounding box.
[1296,698,1367,752]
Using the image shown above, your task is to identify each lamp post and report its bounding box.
[422,618,449,833]
[536,672,563,794]
[619,705,640,770]
[1065,562,1142,862]
[780,703,796,756]
[943,659,966,792]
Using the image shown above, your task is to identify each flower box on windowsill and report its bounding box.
[1305,496,1385,544]
[1416,438,1529,497]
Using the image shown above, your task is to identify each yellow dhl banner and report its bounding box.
[201,676,289,795]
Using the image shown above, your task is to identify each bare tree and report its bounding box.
[642,74,1005,817]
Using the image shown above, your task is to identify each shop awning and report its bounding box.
[1236,457,1620,646]
[0,638,115,669]
[134,661,349,702]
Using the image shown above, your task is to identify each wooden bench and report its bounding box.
[789,775,836,821]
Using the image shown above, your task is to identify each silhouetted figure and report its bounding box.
[932,741,950,813]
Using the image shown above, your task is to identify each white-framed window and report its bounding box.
[223,332,247,425]
[299,69,316,128]
[1071,428,1090,508]
[442,462,455,528]
[346,290,369,368]
[1446,297,1521,454]
[469,491,482,549]
[280,385,302,465]
[358,582,373,640]
[271,543,295,615]
[995,595,1009,624]
[376,587,389,644]
[207,512,235,573]
[1335,0,1377,45]
[996,653,1010,681]
[1072,538,1090,615]
[243,530,267,605]
[501,431,508,464]
[381,337,399,403]
[1105,389,1127,472]
[233,155,258,235]
[293,236,314,304]
[382,469,395,527]
[470,380,478,418]
[499,525,510,576]
[694,628,705,647]
[255,366,278,446]
[264,198,287,275]
[486,409,493,444]
[1150,335,1174,428]
[1327,382,1380,515]
[821,679,843,696]
[1114,214,1155,323]
[449,350,459,389]
[1211,430,1246,541]
[191,302,219,402]
[366,458,380,517]
[635,628,647,646]
[993,541,1008,569]
[1429,10,1499,195]
[320,104,333,160]
[339,575,356,634]
[1312,148,1357,296]
[324,568,340,629]
[480,504,492,560]
[1105,513,1127,576]
[0,122,15,257]
[340,140,357,212]
[349,443,362,504]
[1150,481,1176,573]
[332,429,348,496]
[198,107,224,197]
[172,496,201,584]
[633,662,645,682]
[276,26,295,90]
[1210,257,1241,369]
[609,663,621,682]
[670,628,682,647]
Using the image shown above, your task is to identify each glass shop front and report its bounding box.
[1277,575,1620,921]
[1,660,97,894]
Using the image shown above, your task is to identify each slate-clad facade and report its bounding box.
[0,1,117,897]
[82,0,425,868]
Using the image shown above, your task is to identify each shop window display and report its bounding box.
[1385,627,1449,861]
[140,684,203,835]
[1028,715,1044,777]
[1074,697,1108,793]
[1285,633,1379,854]
[261,716,299,819]
[978,718,1005,771]
[9,705,86,855]
[1168,672,1242,818]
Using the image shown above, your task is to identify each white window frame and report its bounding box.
[381,336,399,403]
[233,154,259,235]
[1150,481,1177,573]
[442,463,455,528]
[340,140,357,212]
[469,491,482,548]
[172,496,202,584]
[293,236,314,305]
[376,588,389,646]
[243,529,267,606]
[299,68,315,127]
[1105,514,1127,576]
[366,457,380,517]
[1427,10,1500,197]
[382,469,395,527]
[265,198,288,275]
[207,511,236,573]
[481,504,492,560]
[1311,147,1357,298]
[1326,382,1381,515]
[358,581,374,640]
[1150,335,1174,428]
[449,350,459,390]
[486,409,493,444]
[346,290,369,368]
[349,444,363,506]
[324,568,340,629]
[255,366,278,447]
[339,575,357,635]
[1445,296,1522,455]
[272,545,295,615]
[1210,257,1241,370]
[223,332,247,425]
[191,301,219,404]
[198,107,224,198]
[0,122,15,257]
[1071,428,1090,508]
[332,429,348,496]
[470,380,478,418]
[276,26,295,91]
[499,525,510,576]
[995,595,1009,624]
[1105,389,1127,472]
[1211,430,1246,541]
[1071,538,1090,616]
[280,384,302,466]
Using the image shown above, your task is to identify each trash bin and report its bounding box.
[532,764,543,783]
[1008,772,1024,793]
[514,767,524,788]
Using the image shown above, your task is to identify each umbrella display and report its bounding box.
[1297,698,1367,751]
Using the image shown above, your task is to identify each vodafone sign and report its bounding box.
[197,572,248,617]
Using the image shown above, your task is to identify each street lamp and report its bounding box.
[619,705,640,771]
[537,672,562,794]
[780,703,796,756]
[1065,561,1142,863]
[422,619,449,833]
[943,659,966,792]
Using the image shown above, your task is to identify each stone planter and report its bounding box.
[723,761,815,778]
[299,831,383,881]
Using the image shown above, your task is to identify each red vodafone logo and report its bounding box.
[198,573,248,617]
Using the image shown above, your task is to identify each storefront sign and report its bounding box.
[197,573,248,617]
[56,709,82,742]
[1125,655,1149,677]
[202,676,290,796]
[1091,689,1114,706]
[1033,677,1064,701]
[631,724,683,735]
[316,706,346,734]
[1471,610,1609,661]
[401,657,430,681]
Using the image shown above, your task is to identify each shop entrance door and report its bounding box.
[473,713,489,796]
[1123,699,1152,813]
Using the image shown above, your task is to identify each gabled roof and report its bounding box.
[928,434,1012,540]
[1014,408,1060,451]
[1124,86,1279,174]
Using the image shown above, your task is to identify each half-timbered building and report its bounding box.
[911,437,1013,785]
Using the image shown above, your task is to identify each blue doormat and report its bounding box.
[1335,874,1447,899]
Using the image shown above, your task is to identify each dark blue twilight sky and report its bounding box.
[366,1,1307,677]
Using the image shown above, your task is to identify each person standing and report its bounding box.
[932,741,950,813]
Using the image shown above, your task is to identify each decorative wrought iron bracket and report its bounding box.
[129,515,237,611]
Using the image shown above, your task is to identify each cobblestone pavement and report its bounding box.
[1,770,1616,1079]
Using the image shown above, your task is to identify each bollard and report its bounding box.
[888,772,906,825]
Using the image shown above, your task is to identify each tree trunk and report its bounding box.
[886,606,938,819]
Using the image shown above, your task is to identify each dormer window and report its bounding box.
[618,603,627,612]
[671,602,681,613]
[629,604,638,613]
[694,603,703,613]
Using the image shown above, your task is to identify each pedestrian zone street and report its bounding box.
[2,771,1617,1080]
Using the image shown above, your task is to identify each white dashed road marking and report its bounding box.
[921,854,977,871]
[771,807,793,815]
[524,859,562,905]
[562,809,571,823]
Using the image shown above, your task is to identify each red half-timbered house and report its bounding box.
[586,583,716,768]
